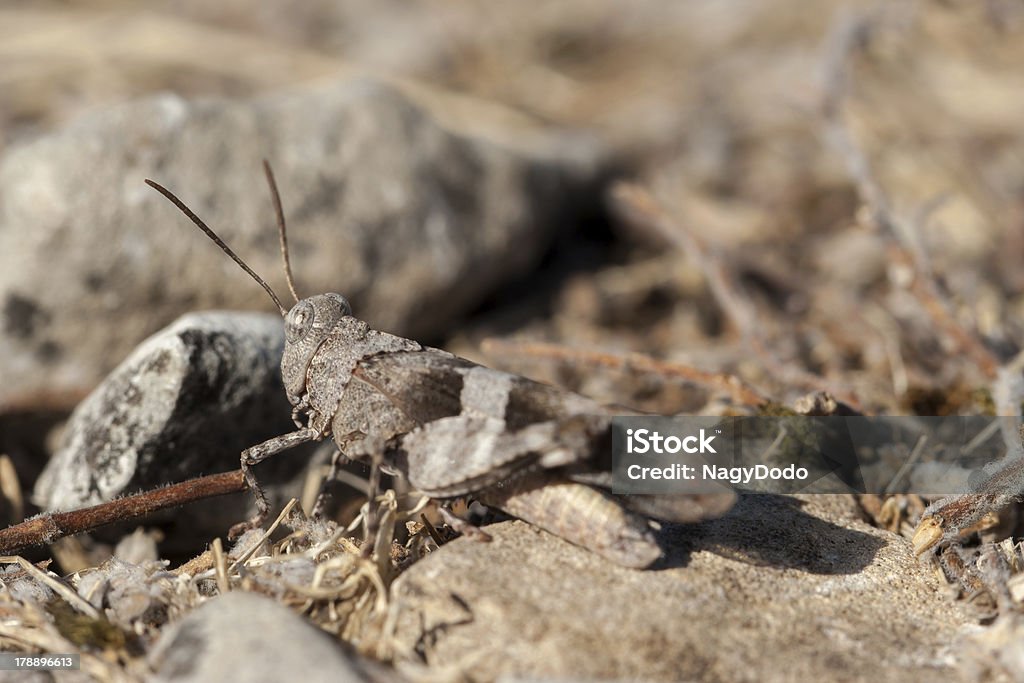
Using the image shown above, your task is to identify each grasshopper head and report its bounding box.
[281,293,352,401]
[146,162,352,407]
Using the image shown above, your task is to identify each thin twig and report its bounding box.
[610,182,758,337]
[993,350,1024,453]
[480,337,768,408]
[0,454,24,523]
[211,537,230,594]
[0,470,246,554]
[820,10,999,380]
[961,419,1002,457]
[759,425,790,463]
[863,304,909,398]
[884,434,928,494]
[419,513,445,547]
[610,182,863,408]
[228,498,299,572]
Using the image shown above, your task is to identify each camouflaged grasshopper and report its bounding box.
[144,163,735,568]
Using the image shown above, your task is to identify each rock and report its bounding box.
[0,79,604,412]
[113,527,162,565]
[0,563,53,605]
[32,312,315,547]
[389,494,974,682]
[147,591,385,683]
[75,557,176,628]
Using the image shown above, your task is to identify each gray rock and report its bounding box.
[0,79,603,412]
[147,591,377,683]
[75,557,175,628]
[390,494,974,682]
[32,312,314,545]
[0,563,54,605]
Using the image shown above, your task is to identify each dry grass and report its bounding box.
[0,490,444,680]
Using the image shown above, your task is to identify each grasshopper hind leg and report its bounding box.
[477,475,663,568]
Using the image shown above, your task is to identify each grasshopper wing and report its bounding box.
[351,349,609,496]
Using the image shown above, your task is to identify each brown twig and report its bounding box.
[820,11,1000,381]
[0,470,246,554]
[609,181,863,408]
[481,337,768,408]
[610,182,757,337]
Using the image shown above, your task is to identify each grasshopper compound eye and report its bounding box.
[285,294,351,344]
[285,301,315,343]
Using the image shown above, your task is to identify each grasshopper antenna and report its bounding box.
[145,178,289,317]
[262,160,301,304]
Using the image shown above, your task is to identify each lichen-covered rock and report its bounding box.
[33,312,314,545]
[0,79,604,412]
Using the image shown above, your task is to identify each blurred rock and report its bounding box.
[0,79,604,412]
[75,557,175,628]
[33,312,314,546]
[390,494,973,682]
[148,591,385,683]
[113,527,163,564]
[0,563,54,605]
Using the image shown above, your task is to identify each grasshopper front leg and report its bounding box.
[230,427,319,539]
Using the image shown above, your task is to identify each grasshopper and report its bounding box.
[144,162,735,568]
